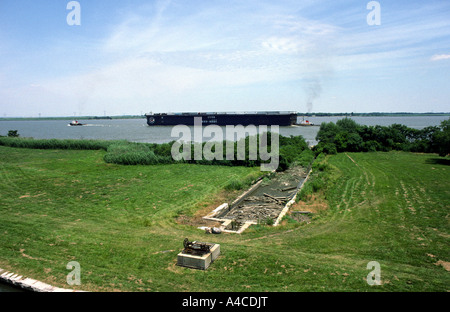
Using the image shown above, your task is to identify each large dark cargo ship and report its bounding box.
[145,111,297,126]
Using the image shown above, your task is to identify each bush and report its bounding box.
[313,142,337,155]
[315,117,450,155]
[8,130,19,137]
[296,182,313,202]
[296,149,315,167]
[311,177,325,192]
[362,140,381,152]
[224,171,261,191]
[433,119,450,156]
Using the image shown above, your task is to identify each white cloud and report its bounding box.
[262,37,305,54]
[430,54,450,61]
[30,6,344,115]
[32,52,301,115]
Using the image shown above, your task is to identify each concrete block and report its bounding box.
[210,244,220,261]
[177,244,220,270]
[53,288,75,292]
[31,281,49,292]
[21,278,38,287]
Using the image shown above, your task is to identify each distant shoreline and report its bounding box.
[0,115,144,121]
[299,112,450,117]
[1,112,449,121]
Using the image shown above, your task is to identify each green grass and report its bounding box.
[0,147,449,291]
[298,152,450,291]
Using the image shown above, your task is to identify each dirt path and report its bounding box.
[345,153,359,167]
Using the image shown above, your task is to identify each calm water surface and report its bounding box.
[0,116,448,146]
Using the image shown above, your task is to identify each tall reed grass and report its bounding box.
[0,136,112,150]
[103,141,173,165]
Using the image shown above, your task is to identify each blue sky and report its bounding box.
[0,0,449,117]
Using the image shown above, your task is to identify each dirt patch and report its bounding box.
[289,212,312,223]
[19,249,46,261]
[291,193,329,214]
[193,190,235,217]
[436,260,450,272]
[166,262,181,274]
[176,215,222,228]
[345,153,359,167]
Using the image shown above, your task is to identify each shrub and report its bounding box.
[313,142,337,155]
[296,182,313,202]
[7,130,19,137]
[296,149,315,167]
[315,117,450,155]
[363,140,381,152]
[224,171,261,191]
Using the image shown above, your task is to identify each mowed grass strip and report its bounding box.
[0,146,262,291]
[294,152,450,291]
[0,146,449,291]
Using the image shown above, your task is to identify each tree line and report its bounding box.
[313,118,450,156]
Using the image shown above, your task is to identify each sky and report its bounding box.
[0,0,449,117]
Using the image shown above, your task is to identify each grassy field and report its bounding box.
[0,146,449,291]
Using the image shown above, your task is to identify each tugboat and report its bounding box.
[297,118,315,126]
[68,120,84,126]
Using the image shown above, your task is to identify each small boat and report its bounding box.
[68,120,84,126]
[297,119,315,126]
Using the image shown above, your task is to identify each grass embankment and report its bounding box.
[291,151,449,291]
[0,147,449,291]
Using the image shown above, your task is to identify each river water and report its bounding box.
[0,116,448,146]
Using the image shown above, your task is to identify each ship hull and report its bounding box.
[145,112,297,126]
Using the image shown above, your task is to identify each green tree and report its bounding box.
[315,122,339,143]
[434,118,450,156]
[336,117,359,133]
